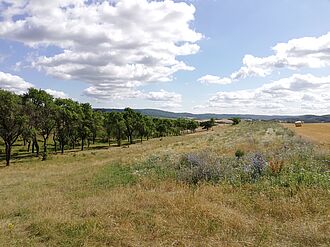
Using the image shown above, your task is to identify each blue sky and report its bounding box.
[0,0,330,115]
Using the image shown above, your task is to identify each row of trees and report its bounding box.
[0,88,200,166]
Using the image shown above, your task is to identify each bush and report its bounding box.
[177,152,222,185]
[231,117,241,125]
[235,149,245,159]
[249,153,267,180]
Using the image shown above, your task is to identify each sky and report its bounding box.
[0,0,330,115]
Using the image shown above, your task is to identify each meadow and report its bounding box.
[0,122,329,246]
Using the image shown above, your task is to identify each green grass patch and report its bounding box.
[93,163,137,189]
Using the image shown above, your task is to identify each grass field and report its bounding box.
[0,122,329,246]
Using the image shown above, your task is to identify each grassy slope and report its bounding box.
[0,122,329,246]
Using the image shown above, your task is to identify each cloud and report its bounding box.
[198,75,232,85]
[0,71,34,94]
[0,71,69,98]
[45,89,69,99]
[0,0,202,100]
[144,89,182,108]
[85,87,182,108]
[210,32,330,82]
[145,89,182,102]
[196,74,330,115]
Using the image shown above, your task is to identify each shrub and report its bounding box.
[177,152,222,185]
[235,149,245,159]
[245,153,267,180]
[231,117,241,125]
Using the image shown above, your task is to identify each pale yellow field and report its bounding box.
[283,123,330,149]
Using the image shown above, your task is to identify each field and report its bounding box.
[283,123,330,149]
[0,122,329,246]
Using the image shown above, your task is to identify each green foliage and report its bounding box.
[231,117,241,125]
[23,88,56,160]
[200,118,216,130]
[0,90,26,165]
[103,111,126,146]
[235,149,245,159]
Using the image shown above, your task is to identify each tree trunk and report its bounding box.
[5,143,11,166]
[61,142,64,154]
[130,134,133,144]
[81,137,84,151]
[42,137,47,161]
[27,141,31,152]
[53,136,57,153]
[35,138,39,157]
[141,135,143,143]
[87,139,90,148]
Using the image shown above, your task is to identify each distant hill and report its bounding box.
[95,108,330,123]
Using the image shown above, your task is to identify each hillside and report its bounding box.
[96,108,330,122]
[1,122,329,246]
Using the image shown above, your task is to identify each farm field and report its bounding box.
[283,123,330,150]
[0,122,329,246]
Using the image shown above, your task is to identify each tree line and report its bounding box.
[0,88,200,166]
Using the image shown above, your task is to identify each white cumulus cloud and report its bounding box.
[0,71,69,98]
[197,74,330,115]
[0,0,202,100]
[206,32,330,82]
[45,89,69,99]
[198,75,232,85]
[0,71,33,94]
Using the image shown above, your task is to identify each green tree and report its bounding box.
[123,108,138,144]
[23,88,56,160]
[143,116,155,140]
[21,123,34,152]
[54,98,79,154]
[231,117,241,125]
[200,118,216,131]
[104,112,125,146]
[135,112,146,143]
[187,120,199,133]
[0,90,26,166]
[90,111,103,145]
[79,103,93,151]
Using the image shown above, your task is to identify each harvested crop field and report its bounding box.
[283,123,330,150]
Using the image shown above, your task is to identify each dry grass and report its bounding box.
[0,122,329,246]
[283,123,330,150]
[283,123,330,144]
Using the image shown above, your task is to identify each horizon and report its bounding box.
[96,107,329,117]
[0,0,330,115]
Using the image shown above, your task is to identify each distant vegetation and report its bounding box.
[230,117,241,125]
[98,108,330,122]
[0,89,200,166]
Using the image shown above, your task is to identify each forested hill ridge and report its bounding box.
[96,108,330,123]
